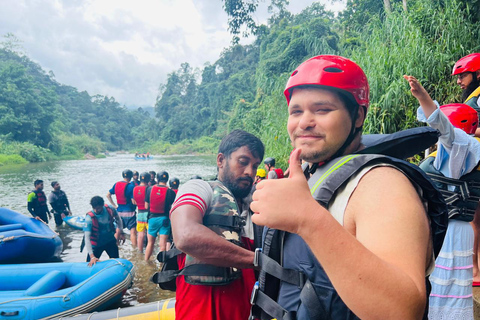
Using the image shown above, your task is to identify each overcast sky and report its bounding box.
[0,0,345,108]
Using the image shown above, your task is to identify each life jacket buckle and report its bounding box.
[253,248,262,267]
[250,281,260,305]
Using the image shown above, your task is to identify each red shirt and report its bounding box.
[175,237,256,320]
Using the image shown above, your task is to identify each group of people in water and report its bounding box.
[27,180,72,226]
[25,53,480,320]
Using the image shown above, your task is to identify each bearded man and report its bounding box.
[452,53,480,136]
[170,129,264,320]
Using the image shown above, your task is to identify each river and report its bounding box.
[0,153,217,307]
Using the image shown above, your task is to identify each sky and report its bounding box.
[0,0,345,108]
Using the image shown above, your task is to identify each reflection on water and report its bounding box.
[0,153,217,307]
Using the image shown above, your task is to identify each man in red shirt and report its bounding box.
[170,129,264,320]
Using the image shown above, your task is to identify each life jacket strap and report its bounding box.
[427,173,472,199]
[427,173,480,221]
[254,248,305,288]
[250,278,328,320]
[250,281,294,320]
[203,215,246,229]
[157,247,182,263]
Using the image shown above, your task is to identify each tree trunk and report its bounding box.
[402,0,407,12]
[383,0,392,13]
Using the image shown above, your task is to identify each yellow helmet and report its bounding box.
[256,168,266,178]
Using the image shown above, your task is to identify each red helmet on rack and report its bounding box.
[440,103,478,135]
[284,55,369,109]
[452,53,480,76]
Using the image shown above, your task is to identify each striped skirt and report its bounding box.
[428,219,474,320]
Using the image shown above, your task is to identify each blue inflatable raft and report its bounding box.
[0,259,134,320]
[0,208,63,263]
[63,216,85,230]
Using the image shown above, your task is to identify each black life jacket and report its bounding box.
[50,190,68,212]
[151,180,249,290]
[86,205,115,247]
[250,127,448,320]
[114,181,128,205]
[419,154,480,222]
[32,189,48,210]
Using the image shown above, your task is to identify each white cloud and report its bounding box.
[0,0,342,107]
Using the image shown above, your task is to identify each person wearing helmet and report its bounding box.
[249,56,447,320]
[264,157,284,179]
[148,171,157,187]
[405,75,480,319]
[133,172,151,254]
[452,53,480,136]
[131,170,140,187]
[169,177,180,195]
[144,170,176,261]
[106,169,137,247]
[255,168,266,185]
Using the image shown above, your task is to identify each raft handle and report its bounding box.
[1,311,19,316]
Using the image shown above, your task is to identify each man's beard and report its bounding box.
[462,74,480,102]
[222,163,253,199]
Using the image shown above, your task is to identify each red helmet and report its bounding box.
[284,55,369,108]
[452,53,480,75]
[440,103,478,135]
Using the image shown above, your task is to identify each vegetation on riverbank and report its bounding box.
[1,0,479,168]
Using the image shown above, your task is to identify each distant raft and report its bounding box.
[0,208,63,263]
[134,155,153,160]
[58,298,175,320]
[63,215,85,230]
[0,259,134,320]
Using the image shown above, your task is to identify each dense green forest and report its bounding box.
[1,0,479,167]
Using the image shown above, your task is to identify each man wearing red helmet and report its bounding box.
[405,75,480,319]
[452,53,480,136]
[249,56,447,320]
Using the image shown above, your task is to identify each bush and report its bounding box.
[0,154,28,166]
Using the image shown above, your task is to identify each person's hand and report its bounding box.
[116,230,126,245]
[403,75,430,101]
[251,148,322,235]
[88,256,99,267]
[34,216,42,221]
[61,213,66,220]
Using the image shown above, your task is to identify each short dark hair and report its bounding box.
[218,129,265,161]
[34,179,43,186]
[90,196,104,207]
[51,181,58,188]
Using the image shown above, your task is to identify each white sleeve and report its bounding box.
[170,180,213,216]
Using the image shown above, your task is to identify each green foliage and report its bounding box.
[0,154,28,166]
[141,136,218,155]
[347,0,480,134]
[0,43,154,161]
[0,138,51,162]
